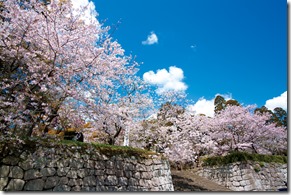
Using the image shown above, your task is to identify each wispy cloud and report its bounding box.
[265,91,287,111]
[190,44,197,52]
[190,45,196,49]
[143,66,187,94]
[142,31,158,45]
[186,94,232,117]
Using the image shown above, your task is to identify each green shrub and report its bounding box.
[202,151,287,166]
[0,137,158,160]
[59,139,158,158]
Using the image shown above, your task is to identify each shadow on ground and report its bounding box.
[171,170,232,192]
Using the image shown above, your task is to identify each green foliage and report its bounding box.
[273,107,287,128]
[59,139,87,147]
[225,99,240,107]
[214,96,241,114]
[255,106,287,128]
[254,165,261,173]
[60,139,157,158]
[259,161,265,167]
[0,137,158,160]
[201,151,287,166]
[254,106,273,115]
[214,95,226,114]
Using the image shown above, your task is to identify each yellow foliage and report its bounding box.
[48,129,64,137]
[91,132,98,138]
[48,129,58,135]
[91,130,107,138]
[86,130,108,143]
[66,127,77,132]
[83,122,92,128]
[47,129,64,138]
[58,0,69,5]
[65,122,91,132]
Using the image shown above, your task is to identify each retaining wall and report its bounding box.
[196,161,287,191]
[0,139,174,191]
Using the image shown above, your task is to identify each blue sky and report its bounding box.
[75,0,287,116]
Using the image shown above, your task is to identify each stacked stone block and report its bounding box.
[0,144,174,191]
[196,161,287,191]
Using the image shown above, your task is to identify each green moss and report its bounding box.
[60,139,88,147]
[59,139,158,159]
[93,143,157,158]
[202,151,287,167]
[1,137,159,160]
[254,165,261,173]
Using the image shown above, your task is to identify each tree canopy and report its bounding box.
[0,0,287,167]
[0,0,152,144]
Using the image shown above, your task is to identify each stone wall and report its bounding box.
[0,139,174,191]
[195,161,287,191]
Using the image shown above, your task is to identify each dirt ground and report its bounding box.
[171,169,232,192]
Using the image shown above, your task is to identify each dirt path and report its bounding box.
[171,169,232,192]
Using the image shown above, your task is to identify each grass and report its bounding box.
[59,139,158,158]
[202,151,287,166]
[0,136,158,159]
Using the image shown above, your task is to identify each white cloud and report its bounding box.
[142,31,158,45]
[143,66,187,94]
[186,94,232,117]
[187,98,214,117]
[265,91,287,111]
[70,0,99,25]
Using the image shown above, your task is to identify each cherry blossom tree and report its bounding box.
[131,102,287,168]
[207,105,287,156]
[130,102,212,168]
[0,0,152,143]
[162,112,212,168]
